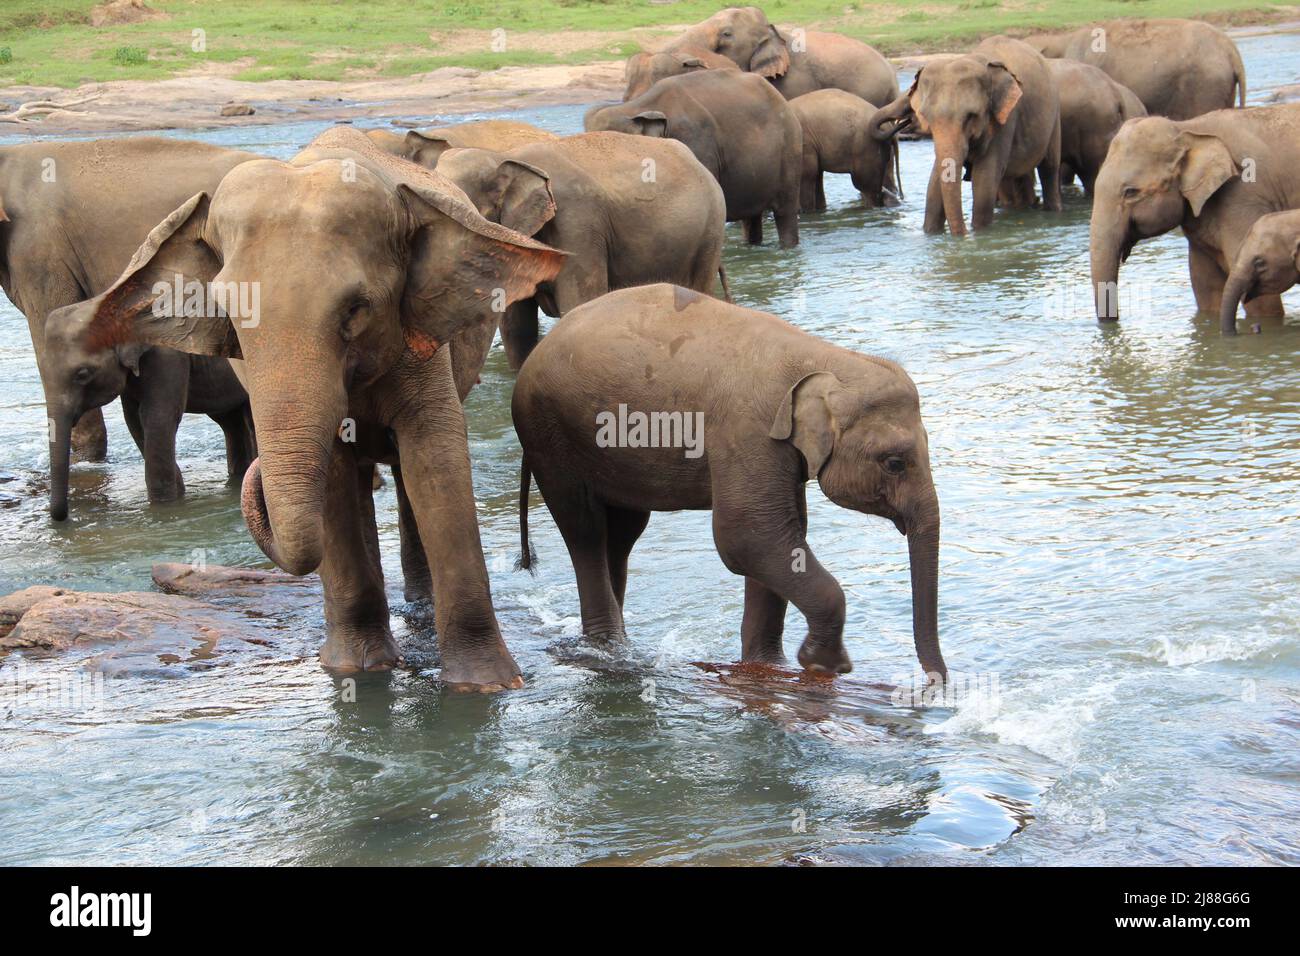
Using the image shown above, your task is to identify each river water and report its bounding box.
[1,31,1298,865]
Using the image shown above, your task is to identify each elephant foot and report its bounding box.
[797,637,852,675]
[320,627,403,672]
[146,471,186,505]
[438,644,524,693]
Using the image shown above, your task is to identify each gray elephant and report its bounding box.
[1027,18,1246,120]
[869,36,1062,235]
[41,308,254,521]
[0,137,256,471]
[366,119,557,168]
[513,283,945,682]
[789,89,899,211]
[51,126,563,690]
[665,6,899,106]
[435,131,727,369]
[1090,105,1300,322]
[1050,59,1146,194]
[585,70,802,248]
[622,47,739,101]
[1220,209,1300,334]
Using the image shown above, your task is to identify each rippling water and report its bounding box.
[1,32,1298,865]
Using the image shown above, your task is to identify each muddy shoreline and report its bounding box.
[3,21,1298,139]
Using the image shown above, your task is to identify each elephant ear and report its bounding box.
[632,110,668,138]
[403,130,455,169]
[988,62,1023,125]
[397,181,565,359]
[80,192,239,359]
[749,25,790,78]
[489,159,557,237]
[769,370,844,480]
[1177,132,1238,217]
[678,55,707,71]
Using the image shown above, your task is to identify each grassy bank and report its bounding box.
[1,0,1296,88]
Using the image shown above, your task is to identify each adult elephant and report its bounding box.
[1027,18,1246,120]
[869,35,1062,235]
[585,70,802,247]
[54,126,564,690]
[0,138,257,467]
[622,47,739,100]
[664,6,898,106]
[1049,59,1146,194]
[365,119,557,168]
[436,131,726,369]
[1090,106,1300,322]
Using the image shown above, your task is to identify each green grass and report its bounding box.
[0,0,1293,88]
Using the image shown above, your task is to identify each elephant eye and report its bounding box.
[883,455,907,475]
[340,298,369,342]
[73,366,94,385]
[1122,186,1141,200]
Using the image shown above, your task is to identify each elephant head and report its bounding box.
[1220,214,1300,334]
[1090,118,1238,320]
[871,55,1024,236]
[668,6,790,78]
[60,128,563,576]
[584,103,668,138]
[39,306,145,521]
[434,148,558,238]
[622,48,736,100]
[769,366,946,683]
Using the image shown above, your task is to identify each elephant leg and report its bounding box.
[605,506,650,610]
[501,298,540,371]
[741,578,790,665]
[1189,243,1228,315]
[970,164,1002,231]
[1245,293,1285,319]
[799,147,819,213]
[389,352,522,691]
[1038,119,1063,212]
[213,404,255,484]
[774,202,799,250]
[71,408,108,464]
[744,215,764,245]
[319,455,400,671]
[392,462,433,605]
[816,172,827,212]
[120,393,146,457]
[135,351,188,504]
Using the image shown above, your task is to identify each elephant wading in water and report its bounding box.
[1027,18,1246,120]
[789,89,900,211]
[1049,59,1146,195]
[1090,106,1300,322]
[435,131,727,369]
[664,6,899,106]
[1220,209,1300,334]
[366,120,558,168]
[869,36,1062,235]
[585,70,803,248]
[0,138,256,473]
[513,284,946,683]
[57,126,564,690]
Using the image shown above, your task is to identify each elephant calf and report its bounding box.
[1049,59,1146,194]
[585,70,803,248]
[789,89,899,211]
[513,283,946,683]
[622,47,739,101]
[1220,209,1300,334]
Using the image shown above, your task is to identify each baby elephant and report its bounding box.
[789,89,899,211]
[513,284,946,682]
[1221,209,1300,334]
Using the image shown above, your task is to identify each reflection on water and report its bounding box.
[1,33,1299,865]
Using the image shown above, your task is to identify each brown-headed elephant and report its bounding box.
[51,127,564,690]
[585,70,802,247]
[1090,106,1300,322]
[869,36,1062,235]
[435,131,726,369]
[622,47,739,101]
[0,137,257,477]
[365,119,557,168]
[1050,59,1146,194]
[1220,209,1300,334]
[665,6,898,106]
[1027,18,1246,120]
[513,283,946,684]
[789,89,899,211]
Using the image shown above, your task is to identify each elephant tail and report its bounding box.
[1230,42,1247,107]
[718,263,733,303]
[515,455,537,573]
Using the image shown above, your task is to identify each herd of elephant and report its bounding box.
[2,7,1298,691]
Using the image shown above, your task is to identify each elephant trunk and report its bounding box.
[1089,204,1127,321]
[907,499,946,684]
[47,407,75,522]
[932,128,967,236]
[1219,270,1250,335]
[869,94,913,141]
